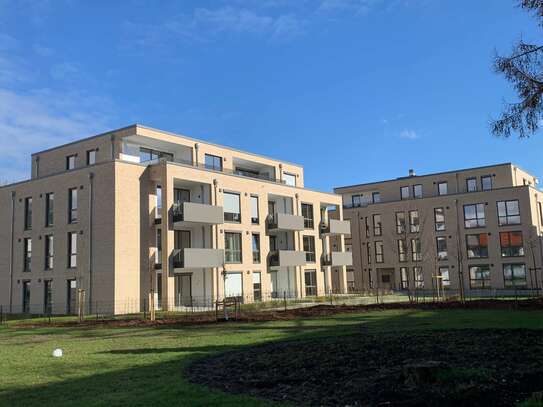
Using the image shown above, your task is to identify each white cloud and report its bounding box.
[399,129,419,140]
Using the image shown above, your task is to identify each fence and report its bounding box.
[1,287,541,325]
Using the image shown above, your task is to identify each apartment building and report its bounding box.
[0,125,352,315]
[334,163,543,294]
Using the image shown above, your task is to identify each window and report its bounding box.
[400,267,409,289]
[68,232,77,268]
[225,232,242,263]
[67,279,77,314]
[23,238,32,272]
[366,243,371,264]
[500,231,524,257]
[365,217,370,238]
[481,175,492,191]
[466,178,477,192]
[539,202,543,225]
[223,192,241,223]
[466,233,488,259]
[45,235,54,270]
[409,210,420,233]
[373,214,382,236]
[22,281,30,313]
[303,235,316,262]
[437,182,448,196]
[396,212,406,234]
[463,203,485,228]
[204,154,222,171]
[283,173,296,186]
[66,155,76,170]
[503,264,527,288]
[45,193,54,227]
[352,195,362,207]
[372,192,381,203]
[43,280,52,314]
[156,229,162,265]
[436,236,448,260]
[304,270,317,296]
[414,267,424,288]
[469,265,491,289]
[434,207,445,231]
[156,185,162,216]
[252,233,261,263]
[24,197,32,230]
[253,272,262,301]
[397,239,407,262]
[301,203,314,229]
[439,266,451,288]
[374,241,384,263]
[413,184,423,199]
[250,196,259,224]
[497,200,521,226]
[86,149,97,165]
[411,238,421,261]
[400,186,409,200]
[68,188,78,223]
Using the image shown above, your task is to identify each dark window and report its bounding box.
[252,233,260,263]
[43,280,52,314]
[466,233,488,259]
[411,238,421,261]
[396,212,406,234]
[375,241,384,263]
[24,197,32,230]
[301,203,314,229]
[225,232,242,263]
[372,192,381,203]
[466,178,477,192]
[469,265,491,289]
[398,239,407,262]
[400,186,409,200]
[437,182,448,196]
[434,207,445,231]
[139,147,173,163]
[68,188,78,223]
[23,238,32,272]
[253,272,262,301]
[303,235,316,262]
[436,236,447,260]
[409,210,419,233]
[373,214,382,236]
[366,243,372,264]
[481,175,492,191]
[45,193,54,227]
[45,235,54,270]
[66,155,76,170]
[464,203,485,228]
[156,228,162,265]
[497,200,521,226]
[205,154,222,171]
[223,192,241,223]
[503,263,527,288]
[68,232,77,268]
[352,194,362,207]
[304,270,317,296]
[67,279,77,314]
[413,184,423,199]
[500,231,524,257]
[250,196,259,224]
[86,149,97,165]
[22,281,30,313]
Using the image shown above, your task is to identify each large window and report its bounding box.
[437,181,448,196]
[23,238,32,272]
[204,154,222,171]
[409,210,419,233]
[481,175,492,191]
[304,270,317,296]
[68,232,77,268]
[223,192,241,223]
[469,265,491,289]
[225,232,242,263]
[45,193,54,227]
[253,272,262,301]
[466,233,488,258]
[252,233,261,263]
[87,149,97,165]
[397,239,407,262]
[500,231,524,257]
[24,197,32,230]
[372,192,381,203]
[373,214,382,236]
[396,212,406,234]
[414,267,424,288]
[436,236,448,260]
[250,195,259,224]
[400,267,409,289]
[45,235,54,270]
[434,207,445,231]
[43,280,52,314]
[283,172,296,186]
[413,184,423,199]
[439,266,451,288]
[375,241,384,263]
[68,188,78,224]
[497,200,521,226]
[466,178,477,192]
[301,203,314,229]
[503,264,527,288]
[463,203,485,228]
[139,148,173,163]
[66,154,76,170]
[411,238,421,261]
[400,186,409,200]
[22,281,30,314]
[352,195,362,208]
[303,235,316,262]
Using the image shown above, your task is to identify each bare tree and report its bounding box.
[492,0,543,138]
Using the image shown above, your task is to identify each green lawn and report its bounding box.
[0,309,542,407]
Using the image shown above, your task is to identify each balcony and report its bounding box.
[172,202,224,226]
[321,252,353,267]
[267,213,304,233]
[320,219,351,235]
[172,248,224,270]
[268,250,306,268]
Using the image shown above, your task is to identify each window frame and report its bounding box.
[252,233,261,264]
[68,188,78,224]
[463,203,486,229]
[374,241,384,263]
[409,210,420,233]
[395,212,406,234]
[466,233,489,259]
[66,155,76,170]
[24,197,32,231]
[303,235,316,263]
[499,231,524,257]
[250,195,259,225]
[45,193,54,227]
[86,149,97,166]
[436,236,448,261]
[68,232,77,269]
[45,235,54,270]
[372,214,382,236]
[224,232,242,264]
[434,207,445,231]
[204,153,223,171]
[413,184,423,199]
[372,192,381,203]
[411,238,421,261]
[469,264,491,289]
[497,200,521,226]
[301,203,314,229]
[466,177,477,192]
[503,263,527,288]
[23,237,32,272]
[223,192,241,223]
[400,186,409,200]
[437,181,448,196]
[397,239,407,262]
[481,175,492,191]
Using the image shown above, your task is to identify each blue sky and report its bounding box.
[0,0,541,191]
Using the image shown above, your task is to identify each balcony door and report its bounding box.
[174,188,190,208]
[175,274,192,307]
[174,230,191,268]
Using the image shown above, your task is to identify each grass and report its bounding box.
[0,308,542,407]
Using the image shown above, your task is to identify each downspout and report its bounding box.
[194,143,199,166]
[88,172,94,313]
[454,199,465,302]
[9,191,15,313]
[110,134,116,160]
[213,179,219,301]
[35,156,40,178]
[295,193,301,297]
[356,209,365,290]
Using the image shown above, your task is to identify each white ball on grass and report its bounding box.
[52,348,63,358]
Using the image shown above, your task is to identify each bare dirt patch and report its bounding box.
[187,329,543,407]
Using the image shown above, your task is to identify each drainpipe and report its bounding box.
[194,143,199,166]
[35,156,40,178]
[9,191,15,313]
[110,134,116,160]
[213,179,219,301]
[454,199,465,302]
[88,172,94,313]
[295,193,301,297]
